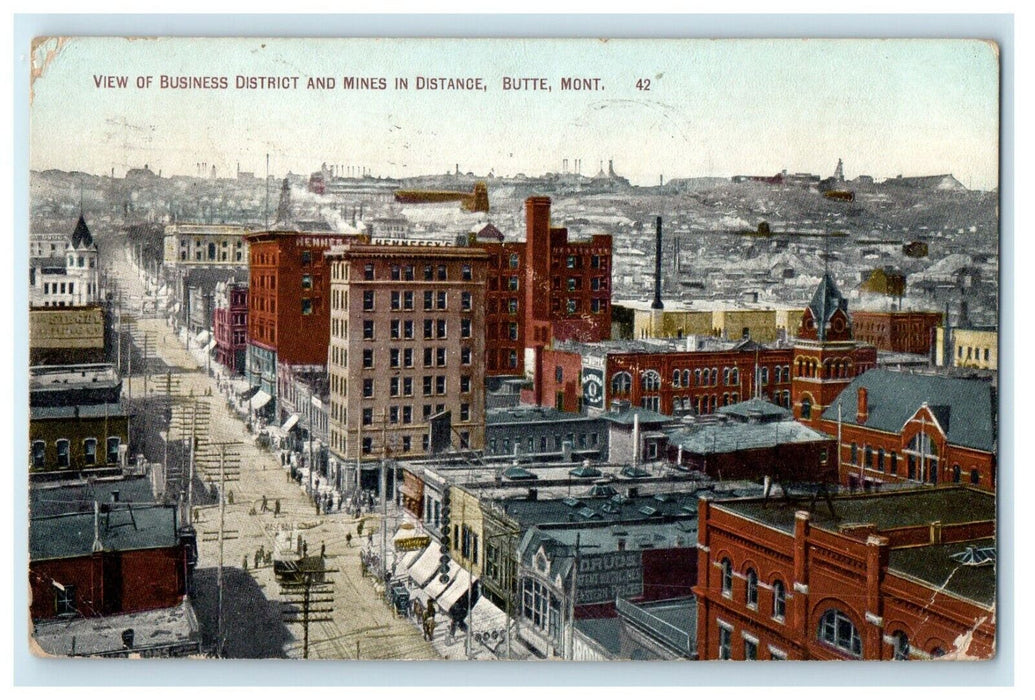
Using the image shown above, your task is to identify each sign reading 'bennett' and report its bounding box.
[26,33,1000,664]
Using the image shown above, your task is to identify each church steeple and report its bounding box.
[70,213,95,249]
[800,273,852,342]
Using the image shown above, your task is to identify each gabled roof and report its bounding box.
[820,370,996,452]
[807,273,848,341]
[70,214,94,249]
[717,397,791,422]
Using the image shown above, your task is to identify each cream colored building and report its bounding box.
[936,327,997,370]
[630,302,803,343]
[163,223,251,267]
[448,485,485,578]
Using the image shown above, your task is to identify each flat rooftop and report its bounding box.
[486,406,605,425]
[31,505,179,561]
[888,538,995,608]
[666,420,831,455]
[712,487,995,536]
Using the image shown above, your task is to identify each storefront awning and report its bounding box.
[281,414,300,432]
[203,339,217,353]
[438,568,477,611]
[424,560,460,600]
[469,596,508,631]
[408,546,443,588]
[250,390,272,410]
[195,330,211,346]
[397,548,422,572]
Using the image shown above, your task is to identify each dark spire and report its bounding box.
[808,273,848,342]
[70,214,94,248]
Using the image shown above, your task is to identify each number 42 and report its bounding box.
[636,78,651,91]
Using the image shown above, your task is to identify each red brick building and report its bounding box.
[475,197,612,378]
[538,337,796,415]
[213,280,248,374]
[819,370,997,492]
[245,231,361,406]
[694,487,995,661]
[29,505,191,621]
[791,274,878,429]
[852,310,943,355]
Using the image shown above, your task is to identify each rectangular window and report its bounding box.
[402,406,412,424]
[460,376,471,393]
[364,264,375,280]
[389,406,399,424]
[403,349,414,368]
[402,435,412,452]
[403,291,414,310]
[744,637,758,661]
[363,290,375,311]
[106,437,120,464]
[302,274,313,290]
[438,265,447,281]
[56,439,70,468]
[362,408,373,426]
[32,441,45,469]
[390,265,401,281]
[435,376,446,394]
[55,584,76,616]
[436,348,447,366]
[423,265,434,281]
[363,378,374,398]
[362,349,374,369]
[461,347,472,365]
[718,623,732,660]
[508,298,519,315]
[437,291,448,310]
[424,320,434,339]
[461,292,472,311]
[390,377,400,396]
[424,348,434,367]
[403,377,413,396]
[391,291,401,310]
[390,349,400,368]
[460,403,470,421]
[391,320,401,339]
[404,321,414,339]
[437,319,447,338]
[83,439,97,466]
[363,320,375,339]
[461,319,472,338]
[423,377,433,396]
[362,437,372,454]
[301,250,312,265]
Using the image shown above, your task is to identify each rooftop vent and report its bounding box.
[562,497,582,508]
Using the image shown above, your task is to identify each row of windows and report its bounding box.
[487,252,522,270]
[487,349,521,370]
[31,437,121,468]
[957,345,992,362]
[717,621,787,661]
[551,254,608,270]
[550,276,609,292]
[358,346,474,370]
[847,436,981,485]
[487,276,521,292]
[550,297,607,314]
[361,318,472,341]
[719,559,786,622]
[486,298,520,316]
[488,432,601,455]
[360,262,473,282]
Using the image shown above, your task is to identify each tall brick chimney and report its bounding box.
[856,387,868,424]
[651,216,664,310]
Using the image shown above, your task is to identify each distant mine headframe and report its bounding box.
[393,182,489,213]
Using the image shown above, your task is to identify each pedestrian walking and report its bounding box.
[261,495,269,512]
[227,490,234,506]
[302,541,308,558]
[320,541,326,558]
[274,499,281,517]
[254,549,261,569]
[242,555,248,570]
[346,532,352,548]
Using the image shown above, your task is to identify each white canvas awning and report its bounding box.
[195,330,211,346]
[281,414,300,432]
[408,546,443,588]
[438,568,476,610]
[250,390,272,410]
[203,339,217,353]
[469,596,508,631]
[398,548,422,572]
[423,560,460,600]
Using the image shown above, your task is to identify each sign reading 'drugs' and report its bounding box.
[575,550,643,604]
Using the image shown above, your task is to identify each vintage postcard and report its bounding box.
[26,36,999,663]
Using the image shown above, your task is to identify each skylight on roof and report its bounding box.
[950,545,996,567]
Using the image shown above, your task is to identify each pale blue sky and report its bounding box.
[29,37,1000,189]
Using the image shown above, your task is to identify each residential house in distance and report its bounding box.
[29,215,101,308]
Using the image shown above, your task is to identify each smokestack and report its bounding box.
[92,501,103,552]
[651,216,664,310]
[856,387,868,424]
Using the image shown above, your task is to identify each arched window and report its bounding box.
[56,439,70,468]
[930,647,946,659]
[721,558,733,597]
[892,631,910,660]
[772,580,786,620]
[710,368,718,386]
[641,370,661,392]
[731,368,740,385]
[761,367,769,385]
[801,397,812,420]
[672,369,681,387]
[722,368,730,385]
[83,438,97,467]
[818,609,862,658]
[694,369,702,386]
[970,469,980,485]
[906,432,939,483]
[682,370,691,387]
[952,464,961,483]
[745,569,758,608]
[611,372,632,396]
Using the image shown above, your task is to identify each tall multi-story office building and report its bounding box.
[325,241,488,489]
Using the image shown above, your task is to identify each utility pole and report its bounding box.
[281,568,336,659]
[565,532,581,660]
[196,440,241,657]
[380,409,388,580]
